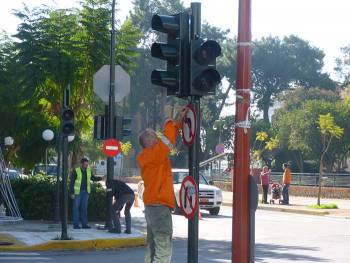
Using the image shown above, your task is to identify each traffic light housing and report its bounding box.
[61,108,74,136]
[115,116,132,140]
[151,13,190,97]
[93,115,105,140]
[190,38,222,96]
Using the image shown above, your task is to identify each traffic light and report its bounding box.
[61,108,74,136]
[151,12,190,97]
[115,116,132,140]
[93,115,105,140]
[190,39,222,96]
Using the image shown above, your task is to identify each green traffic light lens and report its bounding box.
[193,69,221,91]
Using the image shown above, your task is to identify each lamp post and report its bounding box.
[3,136,14,166]
[42,129,55,176]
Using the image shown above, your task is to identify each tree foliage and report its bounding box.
[0,1,141,168]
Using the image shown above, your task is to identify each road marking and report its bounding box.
[0,257,51,261]
[0,252,40,256]
[0,252,52,261]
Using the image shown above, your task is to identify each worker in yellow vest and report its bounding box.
[69,158,102,229]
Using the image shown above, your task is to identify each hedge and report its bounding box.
[11,175,106,221]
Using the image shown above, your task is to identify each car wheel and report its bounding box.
[209,207,220,215]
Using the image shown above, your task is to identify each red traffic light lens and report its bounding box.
[62,109,74,121]
[194,40,222,65]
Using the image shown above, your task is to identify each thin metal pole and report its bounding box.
[188,97,200,263]
[61,136,69,240]
[232,0,252,262]
[106,0,117,230]
[54,133,61,223]
[45,147,48,176]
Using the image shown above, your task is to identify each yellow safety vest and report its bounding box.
[74,167,92,195]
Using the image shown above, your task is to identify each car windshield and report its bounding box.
[33,165,57,175]
[173,171,208,184]
[8,170,19,179]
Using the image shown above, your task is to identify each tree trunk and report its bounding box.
[262,105,269,123]
[317,154,325,206]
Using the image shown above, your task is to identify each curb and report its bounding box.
[0,236,146,251]
[222,202,329,216]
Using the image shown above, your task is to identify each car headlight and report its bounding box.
[215,190,222,199]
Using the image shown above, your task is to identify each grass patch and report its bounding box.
[307,203,338,209]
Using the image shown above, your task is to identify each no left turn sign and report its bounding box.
[179,176,199,219]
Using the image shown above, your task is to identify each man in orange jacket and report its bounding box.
[137,107,187,263]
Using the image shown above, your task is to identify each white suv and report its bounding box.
[137,168,223,216]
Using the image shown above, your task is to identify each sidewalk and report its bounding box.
[222,191,350,218]
[0,207,147,251]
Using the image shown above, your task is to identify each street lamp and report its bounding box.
[42,129,54,176]
[67,135,75,142]
[4,136,14,147]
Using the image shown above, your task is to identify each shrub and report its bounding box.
[11,175,106,221]
[307,203,338,209]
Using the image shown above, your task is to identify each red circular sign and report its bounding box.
[179,176,199,219]
[102,138,121,157]
[182,103,196,146]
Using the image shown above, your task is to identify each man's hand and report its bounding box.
[177,107,189,121]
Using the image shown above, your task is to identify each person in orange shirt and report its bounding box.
[137,107,187,263]
[282,163,292,205]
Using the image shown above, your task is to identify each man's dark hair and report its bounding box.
[80,158,89,164]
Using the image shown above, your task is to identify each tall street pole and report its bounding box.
[188,3,201,263]
[232,0,252,262]
[106,0,116,230]
[61,86,70,240]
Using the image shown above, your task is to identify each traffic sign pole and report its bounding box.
[188,96,200,263]
[188,4,201,263]
[106,0,117,231]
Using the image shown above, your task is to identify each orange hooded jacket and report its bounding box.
[137,119,181,209]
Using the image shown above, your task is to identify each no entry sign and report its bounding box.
[182,103,196,146]
[102,138,121,157]
[179,176,199,219]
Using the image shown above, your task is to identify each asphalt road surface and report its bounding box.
[1,206,349,263]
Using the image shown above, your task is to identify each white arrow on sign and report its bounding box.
[93,65,130,103]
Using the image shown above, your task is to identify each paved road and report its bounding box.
[1,206,349,262]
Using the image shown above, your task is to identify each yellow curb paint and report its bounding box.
[0,233,25,246]
[0,236,146,251]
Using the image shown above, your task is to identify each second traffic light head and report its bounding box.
[190,38,222,96]
[61,109,74,136]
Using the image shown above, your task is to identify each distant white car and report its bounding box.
[138,168,223,215]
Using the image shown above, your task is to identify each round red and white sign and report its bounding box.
[182,103,196,146]
[179,176,199,219]
[102,138,121,157]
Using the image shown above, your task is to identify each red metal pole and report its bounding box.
[232,0,251,262]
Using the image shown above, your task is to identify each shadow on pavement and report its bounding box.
[172,237,330,263]
[255,243,330,262]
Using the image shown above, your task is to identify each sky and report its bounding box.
[1,0,350,77]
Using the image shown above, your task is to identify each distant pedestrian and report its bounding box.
[260,165,270,204]
[137,107,187,263]
[281,163,292,205]
[108,176,135,234]
[69,158,102,229]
